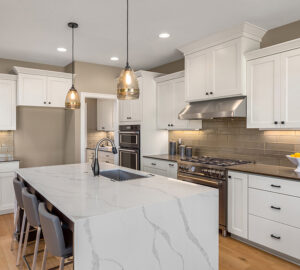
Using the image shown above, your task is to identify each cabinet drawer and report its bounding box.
[249,188,300,228]
[0,161,19,173]
[249,215,300,260]
[143,158,168,170]
[249,174,300,197]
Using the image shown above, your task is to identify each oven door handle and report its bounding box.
[177,173,222,188]
[119,148,138,153]
[119,131,139,134]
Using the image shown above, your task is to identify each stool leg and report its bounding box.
[32,226,41,270]
[21,222,30,259]
[16,212,26,266]
[10,206,20,251]
[41,245,48,270]
[59,257,64,270]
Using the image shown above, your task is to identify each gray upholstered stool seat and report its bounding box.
[21,187,42,270]
[39,203,73,270]
[12,178,26,266]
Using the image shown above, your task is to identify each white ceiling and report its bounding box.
[1,0,300,70]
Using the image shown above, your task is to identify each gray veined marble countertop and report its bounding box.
[17,163,217,222]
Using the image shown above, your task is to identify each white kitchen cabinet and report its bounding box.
[47,76,71,107]
[0,161,19,215]
[246,39,300,129]
[97,99,115,131]
[227,171,248,238]
[0,75,16,130]
[179,23,265,102]
[142,157,177,179]
[156,72,202,130]
[13,66,72,108]
[247,55,281,129]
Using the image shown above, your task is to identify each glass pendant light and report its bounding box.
[65,22,81,109]
[117,0,139,100]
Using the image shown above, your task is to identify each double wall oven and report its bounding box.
[119,125,140,170]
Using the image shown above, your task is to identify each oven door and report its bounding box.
[119,132,140,149]
[119,148,140,170]
[177,172,227,232]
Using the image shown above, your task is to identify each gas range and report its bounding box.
[178,156,250,180]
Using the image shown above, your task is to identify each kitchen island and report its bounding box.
[17,163,218,270]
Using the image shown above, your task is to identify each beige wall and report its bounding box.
[150,59,184,74]
[261,20,300,48]
[86,98,97,131]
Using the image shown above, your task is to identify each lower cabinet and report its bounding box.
[0,161,19,215]
[228,170,300,261]
[227,171,248,238]
[86,149,115,165]
[142,157,177,179]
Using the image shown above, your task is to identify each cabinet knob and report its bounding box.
[48,102,51,104]
[210,92,213,95]
[44,101,46,104]
[274,121,278,125]
[206,92,209,95]
[170,124,174,127]
[127,117,131,120]
[281,121,285,124]
[228,175,232,179]
[102,127,105,129]
[168,124,170,127]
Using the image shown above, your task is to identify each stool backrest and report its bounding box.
[38,203,65,257]
[22,188,40,227]
[13,178,25,209]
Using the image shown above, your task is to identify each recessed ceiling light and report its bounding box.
[159,33,170,39]
[57,47,67,52]
[110,56,119,61]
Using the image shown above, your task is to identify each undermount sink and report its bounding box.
[99,169,148,181]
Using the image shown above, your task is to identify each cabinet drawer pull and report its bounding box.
[168,164,174,167]
[151,163,156,166]
[127,117,132,119]
[270,234,281,240]
[270,184,281,188]
[270,206,281,210]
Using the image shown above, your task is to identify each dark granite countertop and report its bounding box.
[228,163,300,181]
[143,154,180,162]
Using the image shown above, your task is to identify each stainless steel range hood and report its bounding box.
[178,96,246,120]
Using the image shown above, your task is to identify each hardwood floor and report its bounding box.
[0,213,299,269]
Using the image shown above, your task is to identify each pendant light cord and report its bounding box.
[126,0,129,68]
[72,26,75,86]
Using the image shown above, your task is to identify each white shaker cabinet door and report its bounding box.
[0,79,16,130]
[280,48,300,129]
[247,55,281,129]
[211,40,242,98]
[97,99,115,131]
[157,81,173,129]
[172,78,188,129]
[227,171,248,239]
[18,74,47,106]
[0,172,15,214]
[47,77,71,108]
[185,50,210,102]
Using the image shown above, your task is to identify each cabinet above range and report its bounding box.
[155,71,202,130]
[12,66,72,108]
[178,22,266,102]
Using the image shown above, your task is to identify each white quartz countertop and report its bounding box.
[17,163,217,222]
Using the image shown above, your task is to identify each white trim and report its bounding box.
[154,71,184,83]
[246,38,300,61]
[12,66,73,79]
[0,73,17,81]
[80,92,119,163]
[178,22,266,56]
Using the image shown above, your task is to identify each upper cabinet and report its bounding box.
[12,67,72,108]
[119,77,142,123]
[0,74,17,130]
[156,72,202,130]
[179,22,266,102]
[246,39,300,129]
[97,99,115,131]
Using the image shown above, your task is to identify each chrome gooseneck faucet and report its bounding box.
[92,138,118,176]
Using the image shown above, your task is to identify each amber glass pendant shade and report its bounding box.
[117,65,139,100]
[65,85,80,109]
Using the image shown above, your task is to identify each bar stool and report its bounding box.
[12,178,26,266]
[21,187,42,270]
[38,203,73,270]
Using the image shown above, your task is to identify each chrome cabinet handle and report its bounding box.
[271,184,281,188]
[270,234,281,240]
[271,206,281,210]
